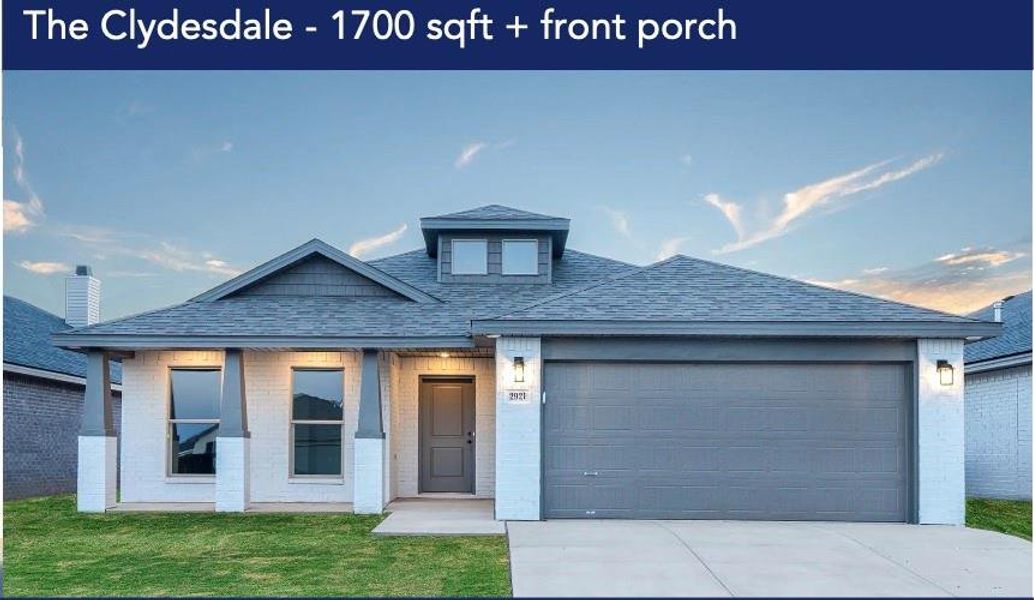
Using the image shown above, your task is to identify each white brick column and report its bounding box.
[494,337,542,521]
[216,349,250,512]
[354,349,386,513]
[917,338,965,524]
[78,349,116,512]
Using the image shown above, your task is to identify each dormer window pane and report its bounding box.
[452,240,488,274]
[503,240,539,275]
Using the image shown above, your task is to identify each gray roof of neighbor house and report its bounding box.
[4,296,122,383]
[964,291,1032,365]
[51,206,1001,349]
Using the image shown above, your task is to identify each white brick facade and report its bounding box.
[215,437,250,511]
[917,338,966,524]
[354,437,386,512]
[494,337,542,520]
[390,354,496,498]
[77,435,116,512]
[965,364,1032,500]
[118,350,494,506]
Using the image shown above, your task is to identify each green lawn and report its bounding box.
[966,498,1032,541]
[3,495,511,597]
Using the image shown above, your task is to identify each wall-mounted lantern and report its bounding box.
[936,360,954,386]
[513,356,525,383]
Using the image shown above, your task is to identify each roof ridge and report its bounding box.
[668,253,987,324]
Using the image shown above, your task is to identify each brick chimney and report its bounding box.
[65,265,100,327]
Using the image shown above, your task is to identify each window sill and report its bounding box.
[288,477,345,485]
[164,476,216,484]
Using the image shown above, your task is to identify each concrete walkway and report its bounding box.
[507,520,1032,597]
[372,499,505,535]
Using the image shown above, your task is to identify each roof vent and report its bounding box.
[65,265,100,327]
[992,300,1004,323]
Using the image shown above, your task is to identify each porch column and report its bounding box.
[354,349,386,513]
[216,348,250,512]
[77,349,117,512]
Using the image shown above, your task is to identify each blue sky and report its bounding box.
[4,71,1031,319]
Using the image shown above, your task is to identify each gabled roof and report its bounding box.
[419,204,570,257]
[190,239,439,304]
[471,255,1001,338]
[4,296,122,384]
[964,290,1032,366]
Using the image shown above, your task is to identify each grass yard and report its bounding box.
[3,495,511,597]
[966,498,1032,541]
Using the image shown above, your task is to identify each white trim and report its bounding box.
[501,239,539,275]
[3,362,123,392]
[450,239,489,275]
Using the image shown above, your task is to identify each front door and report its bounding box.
[419,377,476,493]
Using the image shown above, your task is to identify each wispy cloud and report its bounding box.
[680,154,693,168]
[17,260,70,275]
[804,242,1030,315]
[656,236,690,261]
[348,223,408,258]
[4,131,46,233]
[453,139,515,169]
[455,142,488,169]
[190,139,235,162]
[54,226,241,277]
[598,206,631,237]
[706,153,944,254]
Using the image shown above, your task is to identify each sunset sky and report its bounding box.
[4,70,1030,319]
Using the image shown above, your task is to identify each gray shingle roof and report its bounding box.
[53,240,995,347]
[964,291,1032,364]
[423,204,564,221]
[492,255,980,323]
[4,296,122,382]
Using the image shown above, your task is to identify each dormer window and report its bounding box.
[502,240,539,275]
[451,239,488,274]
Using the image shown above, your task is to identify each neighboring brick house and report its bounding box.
[964,290,1032,500]
[3,267,122,500]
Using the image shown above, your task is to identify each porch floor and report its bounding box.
[111,502,353,513]
[372,498,504,536]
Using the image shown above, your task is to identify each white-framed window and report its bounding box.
[451,239,488,275]
[502,239,539,275]
[168,367,221,476]
[291,368,345,477]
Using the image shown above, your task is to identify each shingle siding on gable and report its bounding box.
[438,234,552,284]
[3,374,122,499]
[234,255,401,298]
[965,364,1032,500]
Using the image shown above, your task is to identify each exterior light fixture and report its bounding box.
[513,356,525,383]
[936,360,954,386]
[439,352,450,359]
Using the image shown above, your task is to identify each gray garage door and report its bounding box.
[543,362,910,521]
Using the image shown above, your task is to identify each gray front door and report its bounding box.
[543,362,911,521]
[419,378,475,493]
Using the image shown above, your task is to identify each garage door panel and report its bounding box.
[543,362,910,521]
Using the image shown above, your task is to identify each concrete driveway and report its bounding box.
[507,520,1032,597]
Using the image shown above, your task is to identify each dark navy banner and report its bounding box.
[4,0,1033,70]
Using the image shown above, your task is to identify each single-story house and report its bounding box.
[54,205,1001,524]
[4,267,122,499]
[964,290,1031,500]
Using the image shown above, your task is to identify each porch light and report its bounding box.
[439,352,450,358]
[513,356,525,383]
[936,360,954,386]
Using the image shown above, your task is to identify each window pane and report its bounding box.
[503,240,538,275]
[294,424,342,475]
[170,369,221,420]
[452,240,487,274]
[292,370,344,420]
[170,423,218,474]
